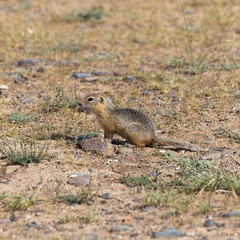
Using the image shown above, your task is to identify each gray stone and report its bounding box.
[109,225,128,232]
[84,76,99,82]
[27,163,36,168]
[222,210,240,217]
[142,206,154,212]
[17,58,49,67]
[71,73,92,78]
[77,137,114,154]
[101,193,111,199]
[203,220,216,227]
[74,152,81,158]
[0,85,8,94]
[14,75,27,83]
[127,76,135,80]
[142,90,150,96]
[67,175,91,186]
[20,97,38,104]
[201,153,222,160]
[27,221,37,229]
[0,218,11,224]
[153,228,185,238]
[91,70,108,76]
[18,59,39,66]
[60,60,78,66]
[117,147,133,154]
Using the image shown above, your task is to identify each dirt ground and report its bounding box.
[0,0,240,239]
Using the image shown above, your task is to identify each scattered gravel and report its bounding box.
[153,228,185,238]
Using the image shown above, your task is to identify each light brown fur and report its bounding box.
[79,93,203,152]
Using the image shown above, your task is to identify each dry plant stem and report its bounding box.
[32,176,49,198]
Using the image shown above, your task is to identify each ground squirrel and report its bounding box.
[79,93,203,152]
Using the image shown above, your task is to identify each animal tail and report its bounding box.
[153,136,205,152]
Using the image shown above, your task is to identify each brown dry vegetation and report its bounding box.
[0,0,240,239]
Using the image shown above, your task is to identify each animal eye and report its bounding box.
[87,97,94,102]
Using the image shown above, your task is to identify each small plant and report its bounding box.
[43,85,79,113]
[122,174,153,189]
[79,213,100,224]
[199,200,214,215]
[72,6,103,22]
[213,127,240,143]
[59,188,94,205]
[3,195,42,211]
[0,139,52,166]
[164,157,240,194]
[8,113,36,123]
[59,215,76,224]
[55,6,104,23]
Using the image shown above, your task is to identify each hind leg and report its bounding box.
[126,123,151,147]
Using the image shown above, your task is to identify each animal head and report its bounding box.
[79,93,113,114]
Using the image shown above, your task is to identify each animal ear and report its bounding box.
[100,96,104,103]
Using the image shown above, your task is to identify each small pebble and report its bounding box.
[109,225,128,232]
[203,220,216,227]
[142,206,154,212]
[101,193,111,199]
[71,73,92,78]
[67,175,91,186]
[0,85,8,94]
[117,147,133,154]
[91,70,108,76]
[222,210,240,217]
[20,97,38,104]
[127,76,135,80]
[27,221,37,229]
[153,228,185,238]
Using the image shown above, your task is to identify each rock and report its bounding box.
[71,73,92,79]
[127,76,135,80]
[18,59,39,66]
[17,58,49,67]
[20,97,38,104]
[153,228,185,238]
[27,221,37,229]
[113,71,121,76]
[142,206,154,212]
[203,102,214,108]
[74,152,81,158]
[101,193,111,199]
[84,77,99,82]
[142,90,150,96]
[203,220,216,227]
[117,147,133,154]
[27,163,36,168]
[77,137,113,154]
[37,67,44,73]
[150,171,157,177]
[60,60,78,66]
[109,225,128,232]
[0,85,8,94]
[0,218,11,224]
[201,153,222,160]
[222,210,240,217]
[68,173,85,178]
[67,175,91,186]
[14,75,28,83]
[91,70,108,76]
